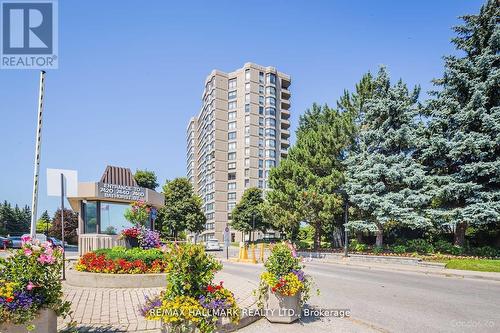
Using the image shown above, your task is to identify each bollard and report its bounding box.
[259,243,265,262]
[251,244,257,264]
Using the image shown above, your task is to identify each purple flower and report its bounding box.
[139,228,161,249]
[291,269,305,282]
[0,291,42,311]
[139,294,162,317]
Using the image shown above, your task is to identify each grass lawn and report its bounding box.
[444,259,500,273]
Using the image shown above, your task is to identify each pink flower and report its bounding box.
[24,248,33,256]
[21,235,32,244]
[38,253,55,264]
[26,282,35,291]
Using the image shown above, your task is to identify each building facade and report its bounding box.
[187,63,291,242]
[68,166,164,255]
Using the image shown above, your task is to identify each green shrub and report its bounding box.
[296,240,311,250]
[265,243,301,277]
[434,240,454,254]
[94,246,165,265]
[372,246,384,254]
[473,246,499,258]
[162,243,222,298]
[406,239,434,254]
[349,239,367,252]
[450,245,464,256]
[392,245,407,254]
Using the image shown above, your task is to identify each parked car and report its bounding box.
[21,233,47,243]
[48,237,66,247]
[8,236,22,248]
[0,236,12,248]
[205,239,222,251]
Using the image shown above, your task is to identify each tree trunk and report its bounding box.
[454,221,467,246]
[313,223,321,251]
[375,228,383,247]
[331,226,343,248]
[356,231,363,243]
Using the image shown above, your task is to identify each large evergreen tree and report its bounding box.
[36,210,52,234]
[345,67,430,246]
[418,0,499,246]
[158,178,205,239]
[7,204,30,235]
[266,103,354,250]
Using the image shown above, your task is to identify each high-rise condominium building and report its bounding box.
[186,63,291,242]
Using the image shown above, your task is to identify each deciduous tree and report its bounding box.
[158,178,205,239]
[134,169,159,190]
[230,188,268,239]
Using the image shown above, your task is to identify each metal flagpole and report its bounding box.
[60,173,66,280]
[30,70,47,237]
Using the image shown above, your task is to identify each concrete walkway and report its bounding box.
[58,271,258,332]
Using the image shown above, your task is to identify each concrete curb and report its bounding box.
[219,313,262,332]
[312,259,500,282]
[65,268,167,288]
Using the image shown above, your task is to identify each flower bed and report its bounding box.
[140,243,240,333]
[0,236,70,330]
[75,246,168,274]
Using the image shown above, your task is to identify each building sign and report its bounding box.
[97,182,146,201]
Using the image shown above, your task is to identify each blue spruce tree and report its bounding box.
[418,0,499,246]
[345,68,430,246]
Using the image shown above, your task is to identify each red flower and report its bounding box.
[6,297,13,302]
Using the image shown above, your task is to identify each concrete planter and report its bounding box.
[161,322,198,333]
[0,308,57,333]
[66,268,167,288]
[264,290,301,323]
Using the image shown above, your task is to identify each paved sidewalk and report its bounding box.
[58,271,258,332]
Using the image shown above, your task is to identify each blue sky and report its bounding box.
[0,0,485,216]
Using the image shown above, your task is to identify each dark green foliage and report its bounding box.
[264,243,301,278]
[472,246,499,258]
[265,104,354,250]
[345,67,431,246]
[392,245,407,254]
[0,201,30,235]
[158,178,205,238]
[406,239,435,254]
[162,243,222,298]
[134,169,159,190]
[434,240,456,254]
[93,246,166,265]
[230,187,267,233]
[417,0,500,245]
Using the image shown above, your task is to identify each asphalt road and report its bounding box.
[220,260,500,333]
